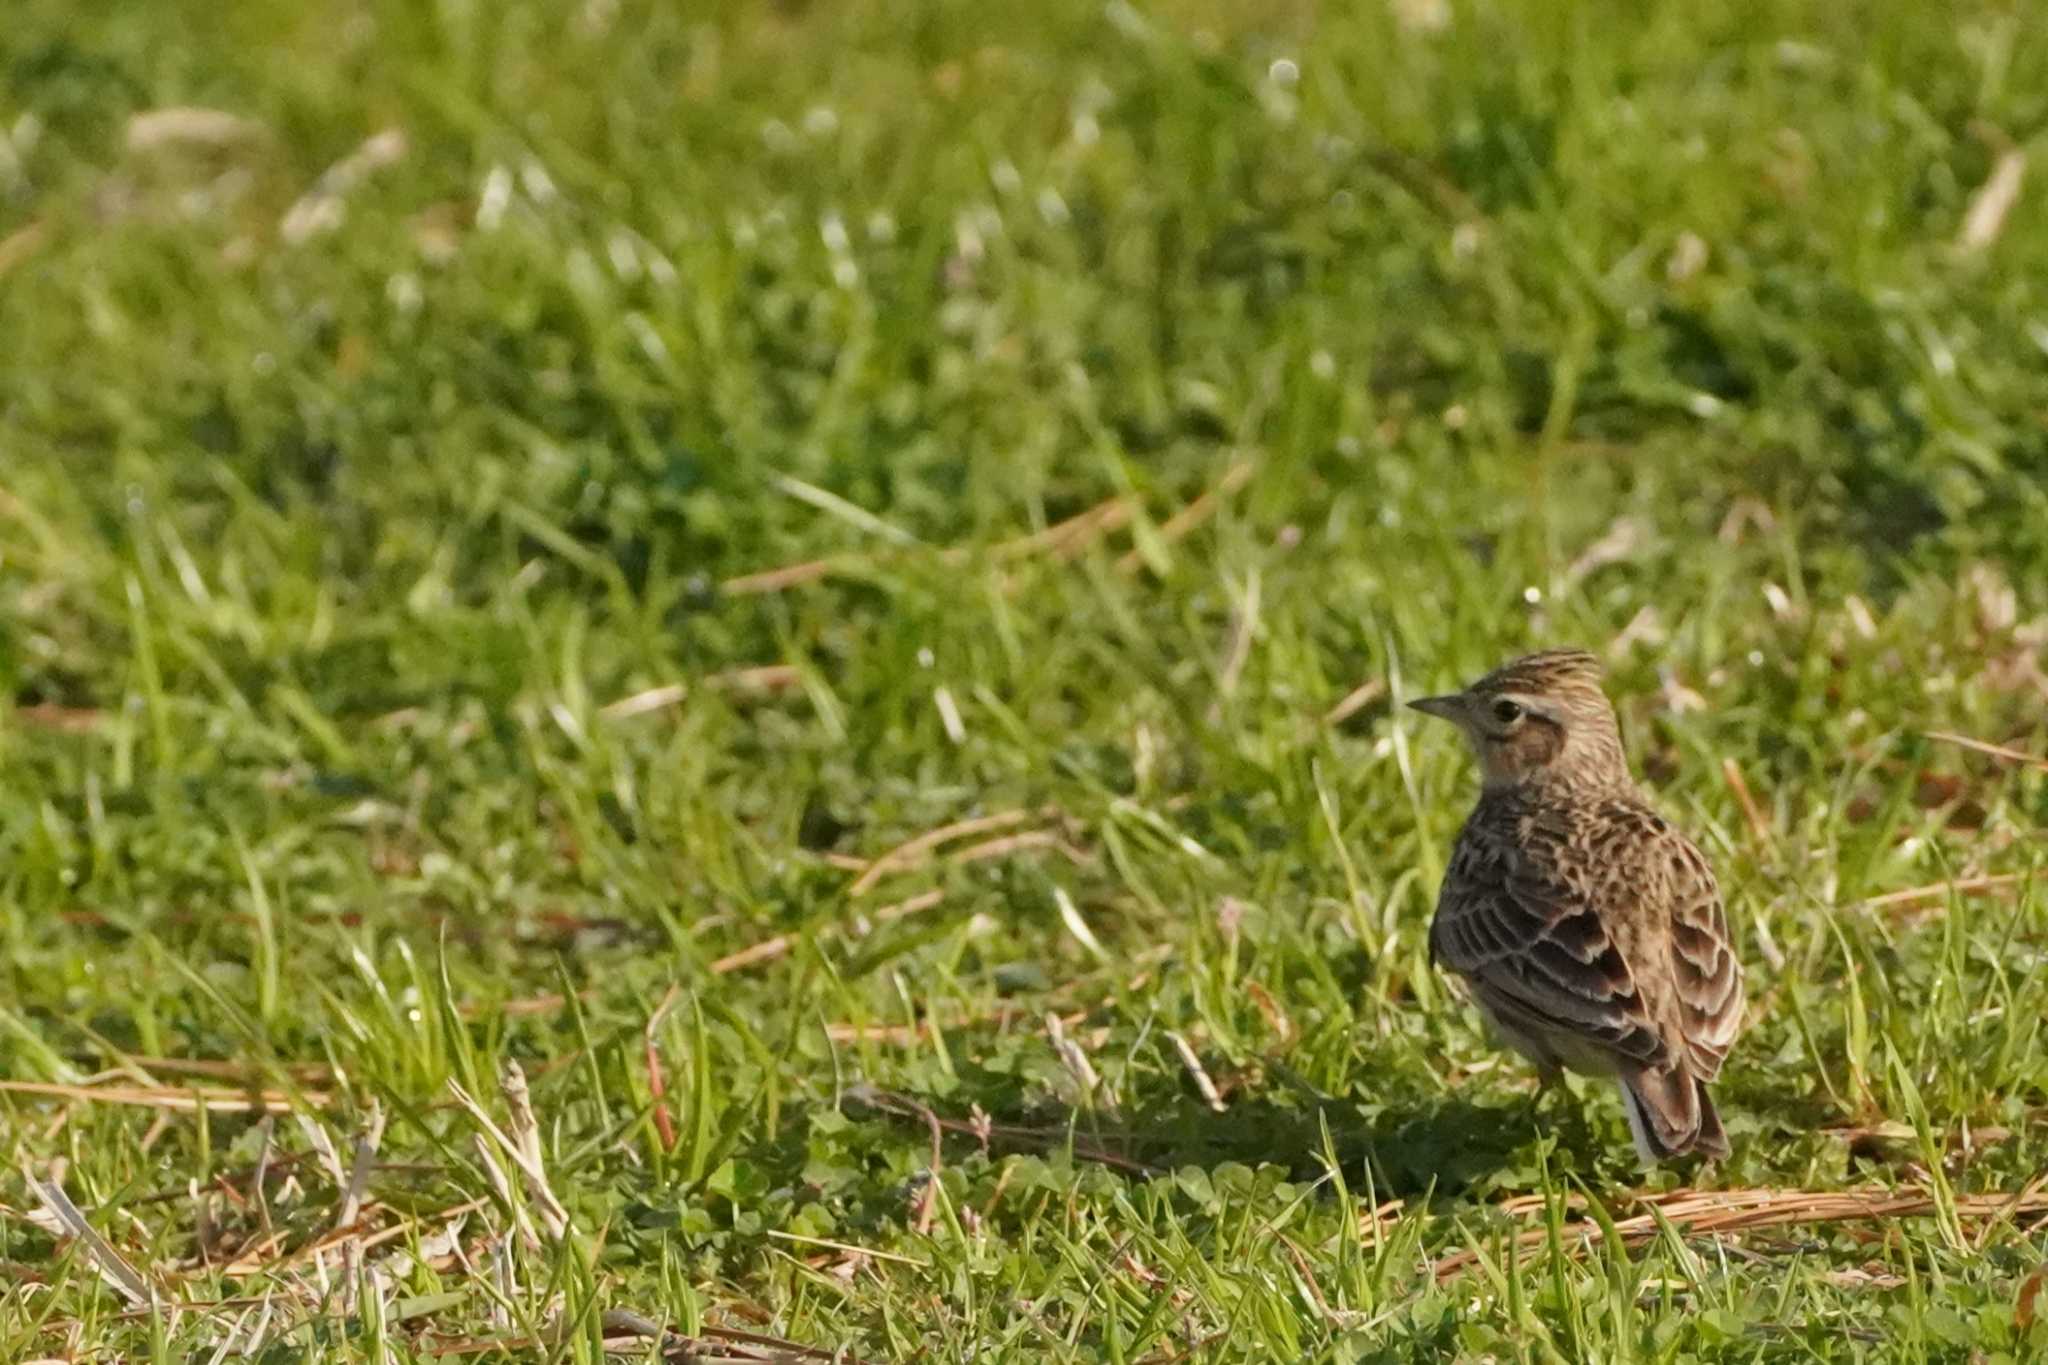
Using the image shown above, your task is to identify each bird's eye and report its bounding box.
[1490,698,1524,724]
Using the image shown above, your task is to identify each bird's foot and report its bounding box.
[1521,1070,1563,1129]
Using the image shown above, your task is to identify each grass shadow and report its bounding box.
[854,1070,1594,1205]
[1072,1086,1575,1201]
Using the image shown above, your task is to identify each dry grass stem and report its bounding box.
[281,128,407,243]
[335,1102,387,1232]
[845,807,1044,896]
[0,1081,323,1114]
[1115,459,1257,575]
[1211,569,1262,716]
[721,558,842,595]
[1850,871,2044,914]
[711,664,803,692]
[1046,1011,1111,1113]
[20,1160,155,1307]
[846,1085,1158,1176]
[1956,143,2026,253]
[644,985,683,1152]
[1166,1032,1226,1112]
[1434,1184,2048,1279]
[710,936,795,975]
[599,682,690,719]
[499,1061,568,1241]
[946,828,1087,871]
[712,890,946,975]
[446,1070,568,1242]
[1720,758,1775,851]
[126,107,267,151]
[1321,679,1387,729]
[1923,729,2048,771]
[989,495,1135,562]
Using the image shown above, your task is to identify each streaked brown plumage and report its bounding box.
[1410,648,1744,1163]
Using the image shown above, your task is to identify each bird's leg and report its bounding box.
[1522,1066,1562,1128]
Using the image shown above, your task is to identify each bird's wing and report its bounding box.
[1431,831,1669,1068]
[1659,830,1745,1079]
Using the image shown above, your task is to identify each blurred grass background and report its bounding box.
[4,0,2048,1359]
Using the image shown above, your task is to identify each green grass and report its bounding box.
[5,0,2048,1358]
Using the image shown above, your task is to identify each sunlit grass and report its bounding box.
[4,0,2048,1359]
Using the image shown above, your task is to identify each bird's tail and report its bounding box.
[1618,1066,1728,1164]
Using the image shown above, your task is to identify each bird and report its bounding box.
[1408,648,1744,1163]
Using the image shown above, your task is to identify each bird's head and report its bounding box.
[1408,648,1629,792]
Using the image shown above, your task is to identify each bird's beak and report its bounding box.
[1406,694,1466,722]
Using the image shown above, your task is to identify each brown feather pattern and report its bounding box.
[1416,649,1746,1162]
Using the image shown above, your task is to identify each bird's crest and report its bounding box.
[1469,648,1604,698]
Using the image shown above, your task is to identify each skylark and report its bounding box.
[1409,648,1744,1163]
